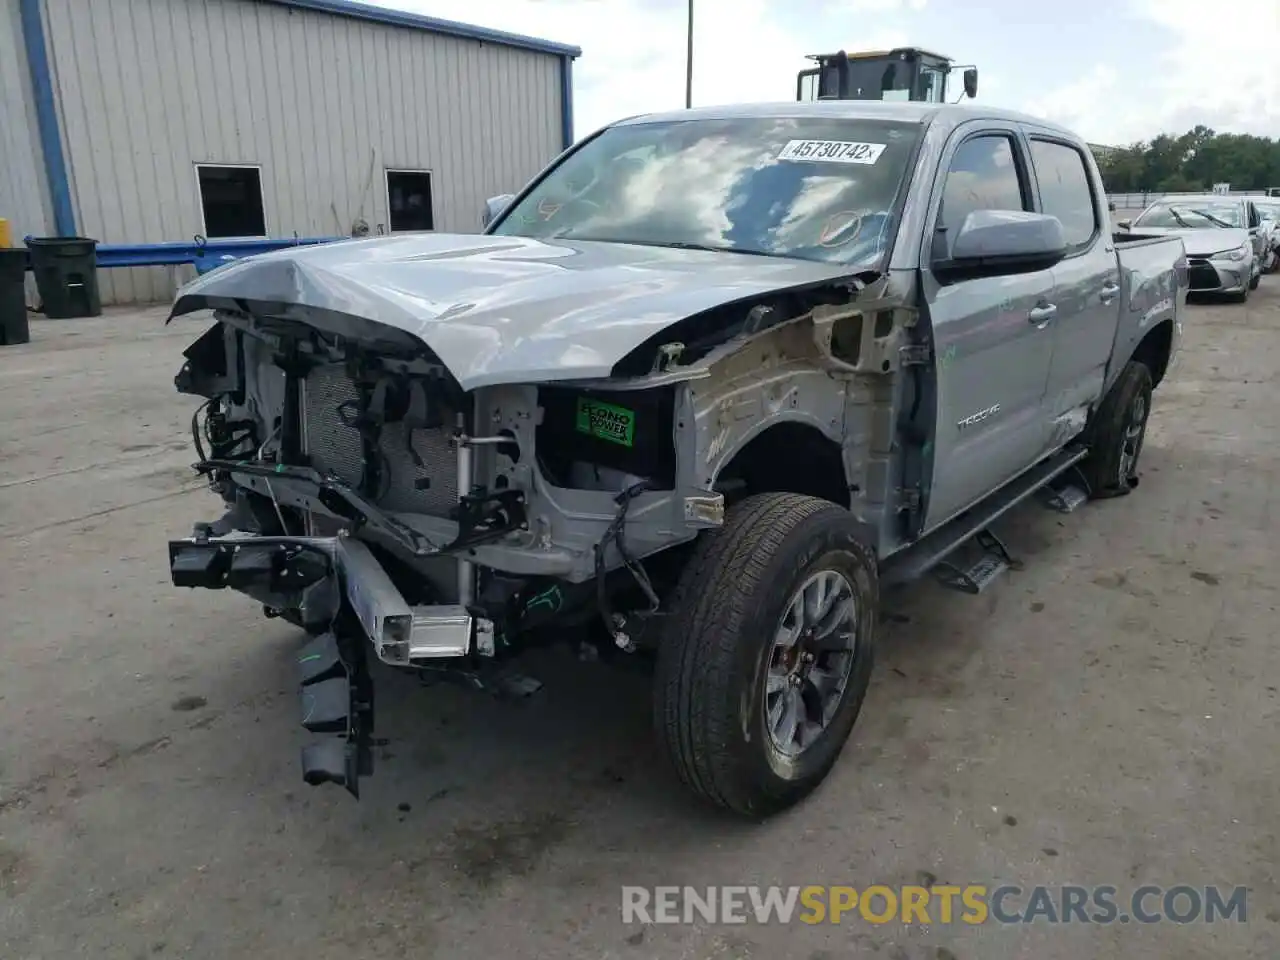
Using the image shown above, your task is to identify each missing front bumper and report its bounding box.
[167,534,491,665]
[169,532,496,799]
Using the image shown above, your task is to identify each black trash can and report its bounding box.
[26,236,102,319]
[0,248,30,345]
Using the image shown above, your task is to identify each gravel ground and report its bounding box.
[1,281,1278,960]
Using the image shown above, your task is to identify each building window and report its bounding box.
[386,170,435,232]
[196,164,266,239]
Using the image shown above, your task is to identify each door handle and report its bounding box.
[1100,282,1120,303]
[1028,303,1057,326]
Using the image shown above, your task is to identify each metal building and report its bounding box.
[0,0,579,305]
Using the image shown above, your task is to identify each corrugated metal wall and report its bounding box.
[38,0,565,305]
[0,0,53,305]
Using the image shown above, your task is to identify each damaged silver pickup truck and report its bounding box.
[167,101,1187,816]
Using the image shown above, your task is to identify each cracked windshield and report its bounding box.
[490,116,922,267]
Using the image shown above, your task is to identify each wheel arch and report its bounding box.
[711,417,852,509]
[1128,318,1175,389]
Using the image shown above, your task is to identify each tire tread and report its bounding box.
[1081,359,1153,498]
[654,492,875,814]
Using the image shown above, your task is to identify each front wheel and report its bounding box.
[1080,360,1153,499]
[654,493,878,817]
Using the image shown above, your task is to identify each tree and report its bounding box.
[1095,127,1280,192]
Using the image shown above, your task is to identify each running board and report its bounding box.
[1043,483,1089,514]
[882,446,1089,589]
[934,528,1012,594]
[1040,463,1092,514]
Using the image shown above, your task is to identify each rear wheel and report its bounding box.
[654,493,878,817]
[1080,360,1153,499]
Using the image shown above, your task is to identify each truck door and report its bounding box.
[1026,134,1119,430]
[919,125,1058,530]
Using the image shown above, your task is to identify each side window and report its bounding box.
[936,134,1028,257]
[1029,139,1098,248]
[797,71,819,101]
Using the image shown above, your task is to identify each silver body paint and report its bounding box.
[170,100,1186,603]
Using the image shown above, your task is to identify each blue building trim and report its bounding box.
[19,0,75,236]
[93,237,343,268]
[260,0,581,58]
[560,55,575,150]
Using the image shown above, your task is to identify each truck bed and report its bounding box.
[1113,231,1179,247]
[1109,231,1185,390]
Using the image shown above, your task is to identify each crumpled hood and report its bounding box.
[169,233,859,389]
[1128,226,1251,258]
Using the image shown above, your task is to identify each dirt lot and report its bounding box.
[1,283,1278,960]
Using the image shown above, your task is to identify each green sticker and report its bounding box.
[575,397,636,447]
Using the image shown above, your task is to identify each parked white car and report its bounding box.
[1118,194,1265,301]
[1254,198,1280,273]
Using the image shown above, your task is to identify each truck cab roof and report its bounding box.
[614,100,1081,142]
[806,47,954,63]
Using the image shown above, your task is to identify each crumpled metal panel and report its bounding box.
[168,233,856,390]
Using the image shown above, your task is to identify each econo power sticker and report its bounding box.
[777,140,887,164]
[575,397,636,447]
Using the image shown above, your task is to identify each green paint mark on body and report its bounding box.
[524,584,564,614]
[575,397,636,447]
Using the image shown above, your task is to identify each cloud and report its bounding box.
[1021,0,1280,145]
[379,0,1279,148]
[384,0,915,135]
[1134,0,1280,138]
[1022,65,1129,143]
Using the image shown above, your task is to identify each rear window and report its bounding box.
[491,116,924,268]
[1029,139,1098,247]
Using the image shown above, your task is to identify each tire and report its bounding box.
[653,492,878,817]
[1249,272,1261,291]
[1079,360,1153,499]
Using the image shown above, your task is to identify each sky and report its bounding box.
[378,0,1280,148]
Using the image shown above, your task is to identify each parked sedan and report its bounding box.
[1118,194,1263,301]
[1254,198,1280,273]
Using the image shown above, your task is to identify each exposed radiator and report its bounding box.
[302,364,459,516]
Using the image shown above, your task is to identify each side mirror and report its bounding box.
[962,67,978,99]
[1117,219,1132,230]
[482,194,516,229]
[1108,200,1117,213]
[936,209,1066,280]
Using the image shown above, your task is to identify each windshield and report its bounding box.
[1134,200,1244,229]
[489,116,923,268]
